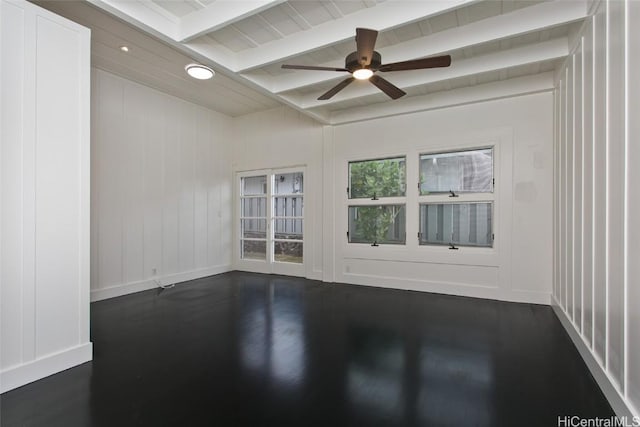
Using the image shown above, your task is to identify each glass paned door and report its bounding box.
[237,169,305,277]
[240,175,267,260]
[273,172,304,264]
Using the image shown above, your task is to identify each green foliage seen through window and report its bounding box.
[348,158,406,244]
[349,158,406,199]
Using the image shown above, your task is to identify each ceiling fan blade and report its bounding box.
[282,64,349,72]
[356,28,378,66]
[378,55,452,72]
[318,77,355,100]
[369,74,406,99]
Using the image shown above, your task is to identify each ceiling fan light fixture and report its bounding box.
[352,68,373,80]
[185,63,215,80]
[282,28,450,100]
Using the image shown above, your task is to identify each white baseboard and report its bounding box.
[0,342,93,394]
[339,272,551,305]
[551,298,636,418]
[307,270,323,281]
[90,264,232,301]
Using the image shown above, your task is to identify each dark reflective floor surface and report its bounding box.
[1,272,613,426]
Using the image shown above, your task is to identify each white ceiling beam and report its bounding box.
[296,37,568,109]
[178,0,287,42]
[87,0,180,40]
[234,0,479,72]
[327,72,554,125]
[182,40,238,72]
[268,0,588,94]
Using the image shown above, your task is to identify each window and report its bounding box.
[419,202,493,247]
[348,157,406,245]
[419,148,493,195]
[418,147,494,248]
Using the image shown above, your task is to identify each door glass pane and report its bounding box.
[349,157,406,199]
[274,219,303,239]
[348,205,406,244]
[419,202,492,247]
[241,240,266,260]
[274,241,303,264]
[274,172,303,195]
[241,197,267,217]
[242,175,267,196]
[241,219,267,239]
[419,148,493,194]
[273,197,303,217]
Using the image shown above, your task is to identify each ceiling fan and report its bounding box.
[281,28,451,101]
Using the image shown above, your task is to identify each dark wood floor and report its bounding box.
[1,272,613,426]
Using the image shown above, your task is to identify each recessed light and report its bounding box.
[352,68,373,80]
[120,46,129,52]
[185,63,215,80]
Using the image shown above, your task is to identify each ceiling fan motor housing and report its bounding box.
[346,51,381,71]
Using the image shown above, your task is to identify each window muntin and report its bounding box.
[349,157,406,199]
[419,148,493,195]
[419,202,493,247]
[348,205,406,245]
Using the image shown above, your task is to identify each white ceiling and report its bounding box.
[36,0,589,124]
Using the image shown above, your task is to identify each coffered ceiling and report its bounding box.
[39,0,589,124]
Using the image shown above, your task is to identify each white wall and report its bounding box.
[232,93,553,305]
[552,0,639,417]
[90,69,233,301]
[0,0,91,393]
[330,93,553,304]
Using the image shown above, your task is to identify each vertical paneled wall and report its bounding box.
[91,69,233,301]
[627,0,640,412]
[553,0,639,416]
[0,0,91,392]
